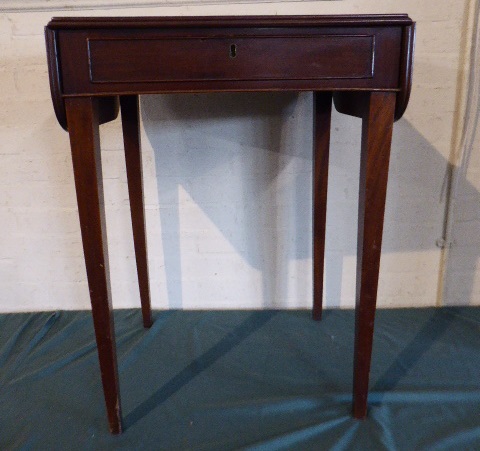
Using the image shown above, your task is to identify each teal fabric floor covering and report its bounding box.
[1,308,479,450]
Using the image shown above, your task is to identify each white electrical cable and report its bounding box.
[441,0,480,302]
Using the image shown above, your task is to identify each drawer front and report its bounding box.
[87,35,374,83]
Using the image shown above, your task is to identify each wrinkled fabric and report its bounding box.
[0,308,479,450]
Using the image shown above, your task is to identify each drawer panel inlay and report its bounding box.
[87,35,375,83]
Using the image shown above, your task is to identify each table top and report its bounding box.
[47,14,414,29]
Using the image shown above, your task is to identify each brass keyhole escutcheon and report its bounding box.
[230,44,237,58]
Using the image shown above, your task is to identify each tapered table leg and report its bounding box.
[120,95,153,328]
[312,92,332,321]
[65,97,122,434]
[353,92,396,419]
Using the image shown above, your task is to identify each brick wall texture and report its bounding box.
[0,1,477,312]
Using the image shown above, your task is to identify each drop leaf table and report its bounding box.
[45,14,415,434]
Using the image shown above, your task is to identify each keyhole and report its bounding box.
[230,44,237,58]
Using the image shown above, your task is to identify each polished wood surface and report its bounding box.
[47,15,413,28]
[353,91,396,418]
[120,96,153,329]
[45,15,415,433]
[64,97,122,433]
[56,27,402,95]
[312,92,332,321]
[88,34,375,84]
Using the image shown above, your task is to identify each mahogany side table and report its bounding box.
[45,15,415,434]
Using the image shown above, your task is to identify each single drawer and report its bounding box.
[87,34,374,83]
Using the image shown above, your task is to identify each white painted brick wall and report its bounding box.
[0,1,476,312]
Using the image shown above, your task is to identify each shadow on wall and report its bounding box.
[139,92,477,310]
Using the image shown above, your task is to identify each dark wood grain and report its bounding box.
[45,28,120,131]
[48,15,413,29]
[394,23,416,121]
[89,35,374,84]
[57,26,401,96]
[120,95,153,329]
[332,91,370,119]
[312,92,332,321]
[44,27,67,130]
[98,96,120,126]
[353,91,396,419]
[45,14,415,128]
[65,97,122,434]
[45,14,415,433]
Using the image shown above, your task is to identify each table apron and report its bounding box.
[57,26,403,95]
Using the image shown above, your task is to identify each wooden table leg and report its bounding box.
[65,97,122,434]
[312,92,332,321]
[120,95,153,328]
[353,92,396,419]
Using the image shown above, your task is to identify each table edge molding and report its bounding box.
[47,15,414,29]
